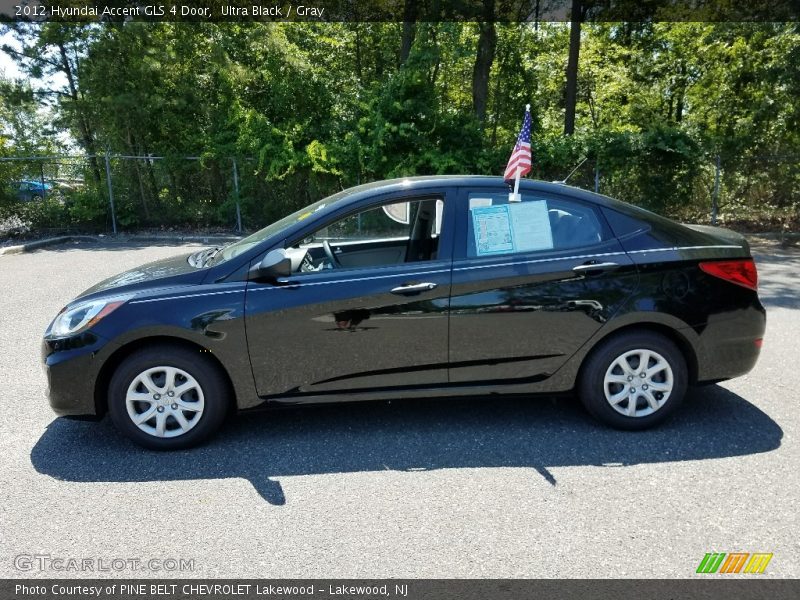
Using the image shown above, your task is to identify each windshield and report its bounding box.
[212,196,336,265]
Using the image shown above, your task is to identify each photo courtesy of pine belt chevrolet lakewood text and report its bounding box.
[42,176,766,449]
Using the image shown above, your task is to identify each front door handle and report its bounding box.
[390,282,438,295]
[572,261,620,275]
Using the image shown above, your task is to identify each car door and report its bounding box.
[448,186,638,384]
[245,190,454,398]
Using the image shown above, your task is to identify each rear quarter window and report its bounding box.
[601,207,650,240]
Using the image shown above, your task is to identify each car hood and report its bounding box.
[76,252,207,301]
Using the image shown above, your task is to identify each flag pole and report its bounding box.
[512,167,521,199]
[510,104,530,202]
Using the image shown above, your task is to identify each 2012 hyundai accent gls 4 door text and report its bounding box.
[42,176,766,449]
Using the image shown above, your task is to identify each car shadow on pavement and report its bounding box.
[30,384,782,505]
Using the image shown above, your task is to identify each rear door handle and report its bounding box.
[390,282,438,295]
[572,261,620,275]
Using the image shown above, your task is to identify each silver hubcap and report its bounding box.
[603,348,673,418]
[125,366,204,438]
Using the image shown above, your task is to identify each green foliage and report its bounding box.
[66,190,108,226]
[360,37,485,178]
[588,125,702,214]
[0,21,797,232]
[0,197,68,230]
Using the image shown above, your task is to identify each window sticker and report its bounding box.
[469,197,493,209]
[471,205,514,255]
[509,200,553,252]
[470,200,554,256]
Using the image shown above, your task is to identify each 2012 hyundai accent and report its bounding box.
[42,176,766,449]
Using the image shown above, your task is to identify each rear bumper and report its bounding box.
[41,333,114,416]
[693,302,766,383]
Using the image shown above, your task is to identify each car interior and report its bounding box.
[286,193,605,273]
[547,206,604,248]
[290,197,442,273]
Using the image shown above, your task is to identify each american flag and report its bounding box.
[503,107,532,182]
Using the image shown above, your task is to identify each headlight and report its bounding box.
[49,296,130,337]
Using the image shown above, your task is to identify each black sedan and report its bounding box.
[42,176,766,449]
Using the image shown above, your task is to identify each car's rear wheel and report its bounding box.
[578,331,687,430]
[107,345,229,449]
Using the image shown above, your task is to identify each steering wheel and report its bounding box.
[323,240,341,268]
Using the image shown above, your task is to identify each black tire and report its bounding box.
[578,331,688,430]
[107,345,230,450]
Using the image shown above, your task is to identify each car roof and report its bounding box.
[339,175,631,211]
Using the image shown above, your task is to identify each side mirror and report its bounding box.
[249,248,292,281]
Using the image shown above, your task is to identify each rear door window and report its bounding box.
[465,191,608,258]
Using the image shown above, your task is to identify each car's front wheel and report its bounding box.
[578,331,688,430]
[107,345,230,449]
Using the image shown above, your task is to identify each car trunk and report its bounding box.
[685,224,750,255]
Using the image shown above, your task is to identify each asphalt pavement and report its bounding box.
[0,239,797,578]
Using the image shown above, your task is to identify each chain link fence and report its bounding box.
[0,153,248,236]
[2,151,798,238]
[539,152,800,233]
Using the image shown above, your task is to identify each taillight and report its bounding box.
[699,259,758,291]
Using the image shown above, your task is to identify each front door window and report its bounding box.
[291,197,444,273]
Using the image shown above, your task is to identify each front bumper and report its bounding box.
[42,332,114,416]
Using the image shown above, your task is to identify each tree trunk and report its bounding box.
[56,41,103,186]
[564,0,582,135]
[472,21,496,124]
[127,129,150,220]
[490,40,506,146]
[675,62,686,122]
[354,23,362,82]
[430,24,441,86]
[141,141,159,205]
[399,0,418,66]
[134,160,150,222]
